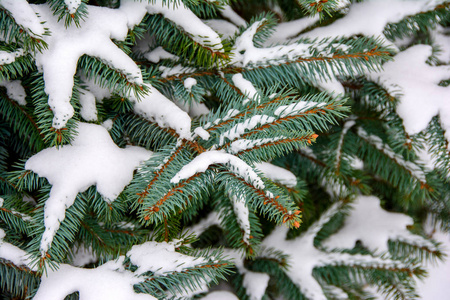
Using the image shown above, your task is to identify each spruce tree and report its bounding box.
[0,0,449,299]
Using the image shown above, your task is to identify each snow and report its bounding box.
[78,89,97,121]
[219,5,246,27]
[145,0,223,51]
[130,84,192,139]
[33,259,154,300]
[230,194,251,244]
[323,195,437,253]
[230,20,310,67]
[254,162,297,188]
[301,0,446,43]
[262,202,410,300]
[231,74,260,102]
[0,228,36,271]
[0,49,24,66]
[32,3,143,129]
[242,271,270,300]
[194,126,210,140]
[144,46,178,63]
[171,150,265,190]
[127,241,205,276]
[334,120,355,169]
[0,0,45,37]
[203,19,239,39]
[219,115,276,146]
[25,122,152,254]
[71,244,97,267]
[64,0,82,14]
[0,80,26,105]
[188,211,222,238]
[228,137,284,154]
[184,77,197,92]
[274,101,326,118]
[417,229,450,300]
[201,291,239,300]
[367,45,450,136]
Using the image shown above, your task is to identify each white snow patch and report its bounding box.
[301,0,445,43]
[230,194,251,244]
[0,0,45,37]
[32,3,143,129]
[127,241,205,276]
[25,122,152,254]
[79,89,97,121]
[274,101,326,118]
[0,49,24,66]
[144,46,178,63]
[64,0,81,14]
[367,45,450,136]
[194,127,210,140]
[33,258,154,300]
[231,74,260,102]
[255,162,297,188]
[219,115,275,146]
[202,291,239,300]
[171,150,265,189]
[0,80,26,105]
[0,228,36,271]
[144,0,223,51]
[242,271,270,300]
[131,84,192,139]
[184,77,197,92]
[323,195,437,253]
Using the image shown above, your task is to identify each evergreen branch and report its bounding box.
[143,14,229,68]
[220,172,301,228]
[0,52,35,81]
[205,94,291,133]
[140,259,232,298]
[356,128,431,193]
[140,171,210,224]
[159,47,391,83]
[0,89,45,152]
[28,73,79,147]
[78,55,147,100]
[218,103,343,150]
[0,9,48,53]
[0,206,32,235]
[0,258,39,299]
[134,141,186,205]
[384,2,450,40]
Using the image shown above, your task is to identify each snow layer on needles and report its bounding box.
[0,0,45,37]
[64,0,81,14]
[0,228,36,271]
[367,45,450,136]
[219,115,275,146]
[263,202,409,300]
[323,195,437,253]
[301,0,447,42]
[255,162,297,188]
[130,84,192,139]
[31,3,143,129]
[33,258,154,300]
[171,150,265,190]
[0,80,26,105]
[25,123,152,255]
[128,241,205,276]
